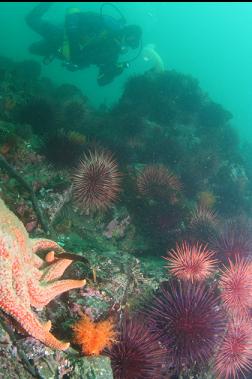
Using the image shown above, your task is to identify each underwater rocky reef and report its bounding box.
[1,56,252,378]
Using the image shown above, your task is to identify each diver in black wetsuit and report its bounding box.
[26,3,142,86]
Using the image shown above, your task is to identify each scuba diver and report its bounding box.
[26,2,142,86]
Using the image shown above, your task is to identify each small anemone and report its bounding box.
[72,314,116,356]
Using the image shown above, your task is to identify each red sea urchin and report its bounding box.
[164,241,218,282]
[137,164,181,201]
[73,149,121,212]
[147,280,225,372]
[219,257,252,317]
[215,317,252,379]
[105,316,166,379]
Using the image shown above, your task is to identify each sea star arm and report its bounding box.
[0,199,84,350]
[28,278,86,309]
[0,289,69,350]
[29,238,64,268]
[41,258,73,282]
[30,238,64,256]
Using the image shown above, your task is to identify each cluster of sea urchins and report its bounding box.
[160,240,252,378]
[67,139,252,379]
[72,153,184,213]
[71,148,252,378]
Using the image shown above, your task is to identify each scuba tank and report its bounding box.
[61,7,81,61]
[59,7,83,70]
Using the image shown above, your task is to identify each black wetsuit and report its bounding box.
[26,3,63,58]
[26,3,125,85]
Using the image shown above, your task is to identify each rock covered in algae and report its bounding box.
[71,356,113,379]
[0,355,34,379]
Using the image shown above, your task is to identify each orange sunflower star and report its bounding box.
[0,198,85,350]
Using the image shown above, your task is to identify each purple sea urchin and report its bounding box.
[73,149,121,212]
[105,316,166,379]
[137,164,181,201]
[147,280,225,371]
